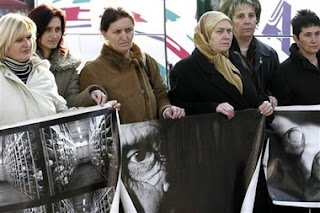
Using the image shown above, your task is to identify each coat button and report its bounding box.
[139,90,145,94]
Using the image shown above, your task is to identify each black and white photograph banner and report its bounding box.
[266,105,320,208]
[4,105,318,212]
[0,106,120,213]
[120,109,265,213]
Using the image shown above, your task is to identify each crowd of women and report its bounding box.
[0,0,319,212]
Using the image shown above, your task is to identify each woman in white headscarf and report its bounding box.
[169,11,273,119]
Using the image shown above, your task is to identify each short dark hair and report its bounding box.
[219,0,262,24]
[28,4,67,56]
[100,7,135,32]
[291,9,320,38]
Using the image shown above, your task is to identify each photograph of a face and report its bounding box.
[120,110,265,213]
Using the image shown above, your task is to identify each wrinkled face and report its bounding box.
[232,3,257,39]
[38,16,62,56]
[102,17,134,57]
[208,20,233,53]
[121,123,169,213]
[294,25,320,57]
[7,31,33,62]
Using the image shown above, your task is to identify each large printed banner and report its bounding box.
[0,107,265,213]
[266,105,320,208]
[0,106,121,213]
[4,105,319,212]
[120,110,265,213]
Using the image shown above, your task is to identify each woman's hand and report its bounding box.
[90,89,107,106]
[258,100,273,116]
[108,100,121,110]
[216,102,234,119]
[163,106,185,119]
[268,95,278,108]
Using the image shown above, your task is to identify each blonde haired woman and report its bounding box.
[0,13,67,126]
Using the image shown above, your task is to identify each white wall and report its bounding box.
[36,0,320,74]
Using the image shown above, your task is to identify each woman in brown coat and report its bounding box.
[80,7,185,124]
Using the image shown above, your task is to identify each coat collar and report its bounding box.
[192,48,249,107]
[100,42,144,70]
[0,54,50,71]
[36,49,82,72]
[231,37,272,59]
[254,38,273,57]
[1,54,50,85]
[290,43,320,70]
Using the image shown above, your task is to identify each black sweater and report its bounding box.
[272,43,320,106]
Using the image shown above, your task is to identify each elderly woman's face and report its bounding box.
[102,17,134,57]
[208,20,233,53]
[7,31,33,62]
[232,4,257,39]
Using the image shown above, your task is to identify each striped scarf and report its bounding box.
[4,57,32,84]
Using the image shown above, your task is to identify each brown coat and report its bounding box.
[79,43,171,124]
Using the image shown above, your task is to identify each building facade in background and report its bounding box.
[5,0,320,83]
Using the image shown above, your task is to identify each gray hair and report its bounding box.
[219,0,262,24]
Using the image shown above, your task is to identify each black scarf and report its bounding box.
[231,38,256,65]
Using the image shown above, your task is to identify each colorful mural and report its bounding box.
[35,0,320,82]
[257,0,320,62]
[35,0,196,82]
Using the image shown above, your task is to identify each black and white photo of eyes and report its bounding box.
[120,122,170,213]
[124,136,165,182]
[121,123,166,181]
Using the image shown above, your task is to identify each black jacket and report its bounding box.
[168,48,268,116]
[272,43,320,105]
[231,37,279,97]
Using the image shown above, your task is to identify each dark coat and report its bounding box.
[168,48,267,116]
[231,37,279,97]
[272,43,320,106]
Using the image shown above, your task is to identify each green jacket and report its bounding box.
[37,49,105,107]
